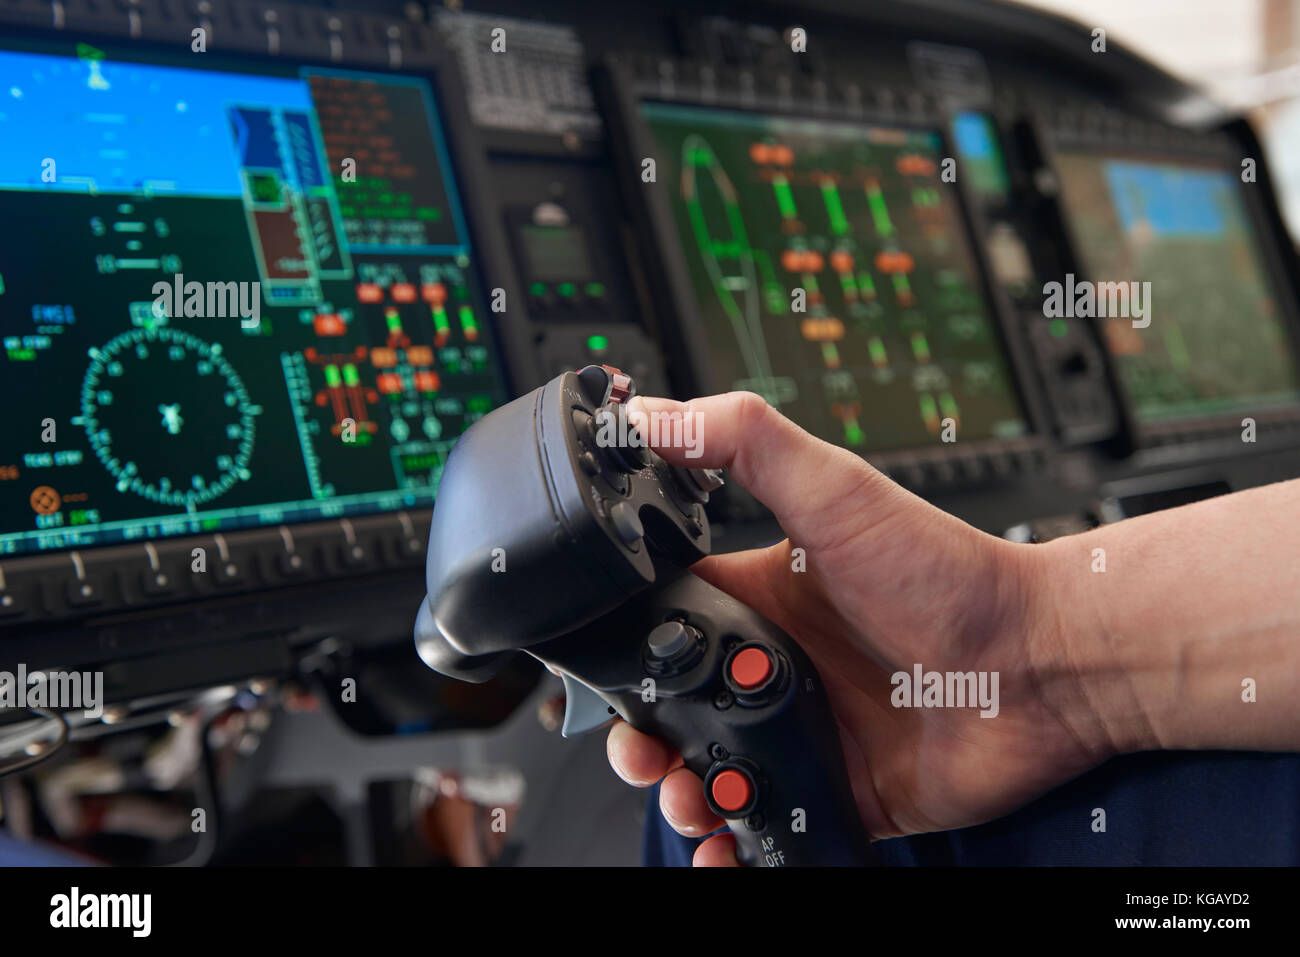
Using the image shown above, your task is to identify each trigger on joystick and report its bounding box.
[576,363,633,406]
[604,367,633,404]
[609,501,644,548]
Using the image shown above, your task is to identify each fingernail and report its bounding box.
[608,753,629,782]
[662,811,699,836]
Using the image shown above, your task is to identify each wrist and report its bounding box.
[1019,536,1160,758]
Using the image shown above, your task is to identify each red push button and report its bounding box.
[710,769,753,813]
[729,647,773,691]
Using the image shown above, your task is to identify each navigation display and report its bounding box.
[0,43,508,556]
[641,102,1028,452]
[1053,151,1300,424]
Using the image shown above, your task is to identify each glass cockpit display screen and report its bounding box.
[1053,152,1300,424]
[641,102,1028,452]
[0,44,508,557]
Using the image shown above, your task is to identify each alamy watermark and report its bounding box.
[890,663,1000,718]
[152,273,261,329]
[604,405,704,459]
[50,887,151,937]
[1043,273,1151,329]
[0,663,103,719]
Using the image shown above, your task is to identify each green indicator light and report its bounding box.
[821,342,839,366]
[866,183,894,237]
[894,272,912,295]
[939,392,959,419]
[1049,318,1069,339]
[458,305,478,330]
[324,364,342,388]
[858,273,876,296]
[386,313,401,331]
[584,282,606,298]
[587,334,609,353]
[402,452,440,471]
[433,307,450,330]
[913,187,939,208]
[342,363,360,387]
[845,422,864,446]
[772,175,797,220]
[728,197,748,240]
[529,282,548,297]
[868,336,887,366]
[754,251,786,312]
[919,393,938,421]
[910,331,930,362]
[687,146,713,165]
[820,179,849,236]
[557,282,576,298]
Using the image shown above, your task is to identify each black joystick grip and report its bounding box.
[414,364,710,676]
[414,365,875,866]
[530,576,873,866]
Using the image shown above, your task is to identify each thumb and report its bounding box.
[628,393,1017,659]
[628,391,907,550]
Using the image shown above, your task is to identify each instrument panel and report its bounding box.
[637,102,1029,452]
[0,41,508,559]
[1050,145,1300,430]
[3,0,1300,706]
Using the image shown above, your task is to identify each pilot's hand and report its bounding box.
[608,392,1124,867]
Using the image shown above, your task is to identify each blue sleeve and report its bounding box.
[643,752,1300,866]
[0,831,91,866]
[641,782,712,866]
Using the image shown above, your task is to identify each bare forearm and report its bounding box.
[1035,479,1300,756]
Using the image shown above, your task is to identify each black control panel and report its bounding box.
[3,0,1300,711]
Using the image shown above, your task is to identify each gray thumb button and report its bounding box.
[647,621,691,658]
